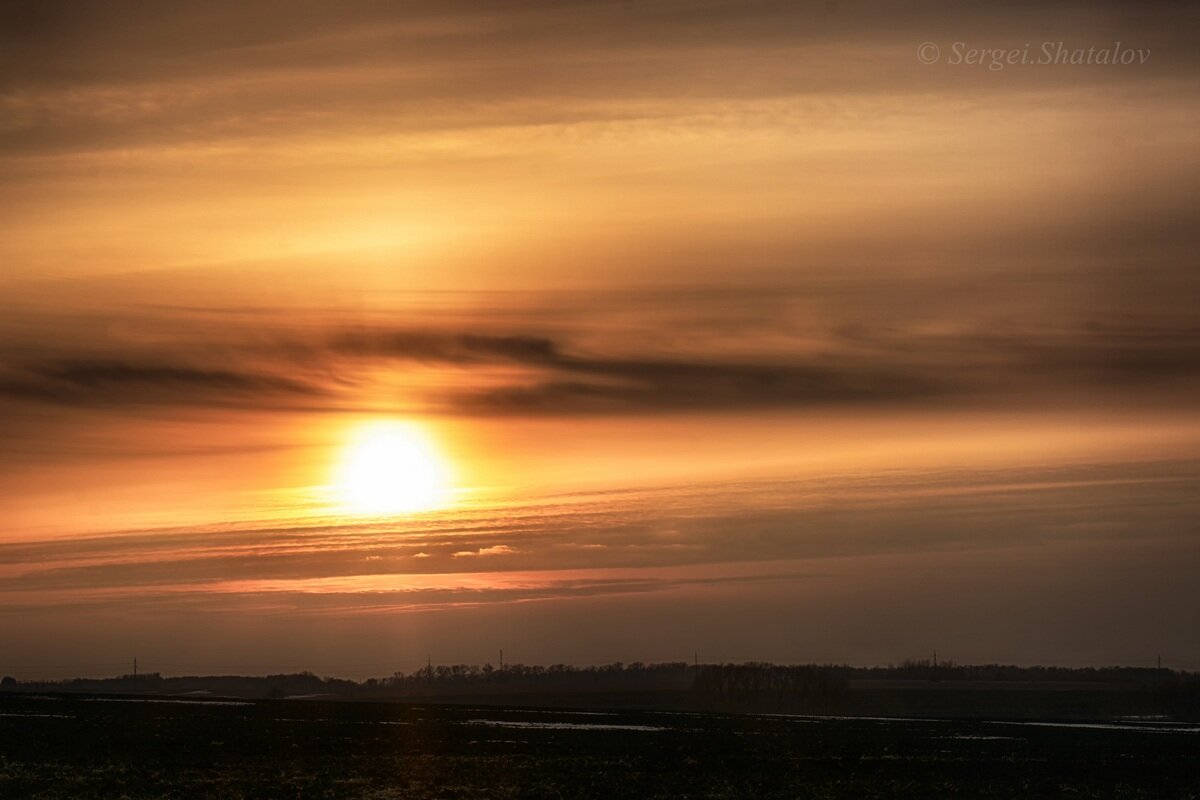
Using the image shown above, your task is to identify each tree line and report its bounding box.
[4,662,1197,718]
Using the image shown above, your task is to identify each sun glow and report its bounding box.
[334,421,453,514]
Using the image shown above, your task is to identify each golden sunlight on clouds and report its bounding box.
[331,420,454,515]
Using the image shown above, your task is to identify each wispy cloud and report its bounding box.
[453,544,518,558]
[1,459,1195,615]
[0,358,323,407]
[3,308,1197,419]
[3,1,1196,158]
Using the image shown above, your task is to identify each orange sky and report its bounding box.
[1,1,1198,678]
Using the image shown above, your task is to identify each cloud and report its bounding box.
[0,569,817,619]
[2,305,1198,419]
[330,330,559,364]
[328,326,951,412]
[2,1,1197,158]
[1,457,1195,610]
[0,358,323,408]
[453,544,518,558]
[333,320,1200,415]
[446,359,944,414]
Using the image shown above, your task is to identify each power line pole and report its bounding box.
[133,658,137,678]
[1156,654,1163,716]
[499,649,503,671]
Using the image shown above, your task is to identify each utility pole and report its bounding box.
[1156,654,1163,717]
[133,658,137,679]
[694,651,698,668]
[499,649,503,671]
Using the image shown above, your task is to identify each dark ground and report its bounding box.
[1,693,1198,799]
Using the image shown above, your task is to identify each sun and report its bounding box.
[334,421,452,514]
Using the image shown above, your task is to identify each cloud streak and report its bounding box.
[2,306,1198,419]
[0,358,323,407]
[3,1,1197,158]
[1,458,1195,615]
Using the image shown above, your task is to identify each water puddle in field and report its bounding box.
[763,714,1200,735]
[940,734,1014,740]
[465,719,666,732]
[495,708,616,717]
[81,698,251,707]
[991,721,1200,734]
[769,714,948,724]
[276,718,411,725]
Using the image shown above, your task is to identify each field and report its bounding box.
[2,693,1198,799]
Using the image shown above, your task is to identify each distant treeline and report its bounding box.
[379,661,848,712]
[846,659,1180,684]
[2,662,843,708]
[4,662,1198,718]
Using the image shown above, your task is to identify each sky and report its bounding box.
[1,0,1198,679]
